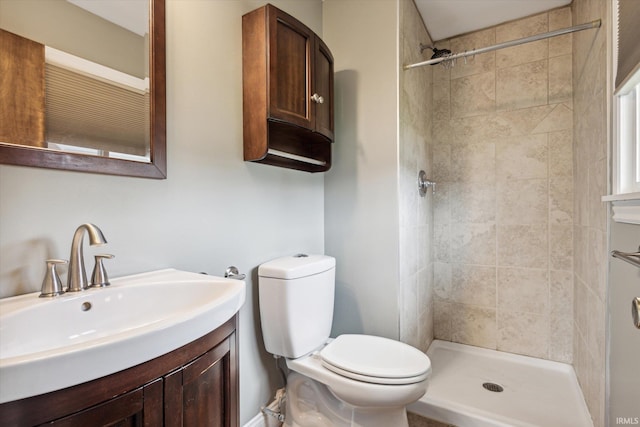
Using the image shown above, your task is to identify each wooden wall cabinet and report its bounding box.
[243,4,334,172]
[0,316,238,427]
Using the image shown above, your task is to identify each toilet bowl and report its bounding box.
[258,255,431,427]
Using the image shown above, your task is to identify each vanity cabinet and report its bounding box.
[164,338,231,426]
[39,381,163,426]
[243,4,334,172]
[0,316,238,427]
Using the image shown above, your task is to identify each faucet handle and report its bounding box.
[40,259,68,298]
[90,254,115,288]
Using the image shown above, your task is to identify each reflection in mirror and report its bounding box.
[0,0,166,178]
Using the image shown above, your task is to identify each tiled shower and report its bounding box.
[431,8,574,363]
[399,0,608,424]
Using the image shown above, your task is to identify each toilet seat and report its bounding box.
[319,335,431,385]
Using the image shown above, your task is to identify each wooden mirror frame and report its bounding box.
[0,0,166,179]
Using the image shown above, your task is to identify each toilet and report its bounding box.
[258,254,431,427]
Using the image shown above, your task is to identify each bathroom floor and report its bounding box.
[408,340,594,427]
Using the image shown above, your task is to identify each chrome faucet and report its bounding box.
[67,223,107,292]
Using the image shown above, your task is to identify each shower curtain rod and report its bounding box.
[404,19,601,70]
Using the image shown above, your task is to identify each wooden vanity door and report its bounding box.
[267,7,314,131]
[164,337,232,427]
[41,380,163,427]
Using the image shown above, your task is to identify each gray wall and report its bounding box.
[608,222,640,424]
[323,0,400,340]
[0,0,324,424]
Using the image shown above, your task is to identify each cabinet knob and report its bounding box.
[311,93,324,104]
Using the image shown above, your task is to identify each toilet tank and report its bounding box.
[258,254,336,359]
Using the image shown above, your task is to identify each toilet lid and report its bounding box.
[319,335,431,385]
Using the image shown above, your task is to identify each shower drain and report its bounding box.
[482,382,504,392]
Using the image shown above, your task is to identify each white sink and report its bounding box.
[0,269,246,403]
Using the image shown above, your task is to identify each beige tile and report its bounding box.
[496,12,548,43]
[434,223,451,262]
[433,75,451,122]
[497,267,549,315]
[434,299,453,340]
[549,270,573,363]
[450,182,496,223]
[451,223,496,265]
[549,8,572,57]
[497,224,548,268]
[586,351,605,426]
[432,145,451,182]
[550,224,573,271]
[573,225,588,283]
[549,130,573,177]
[451,304,497,348]
[549,54,572,104]
[574,152,589,227]
[451,72,496,118]
[496,39,548,69]
[584,97,606,165]
[588,157,607,231]
[451,105,554,143]
[496,134,548,180]
[496,179,548,225]
[450,264,496,307]
[450,28,496,79]
[434,262,452,300]
[433,117,454,145]
[400,274,418,347]
[532,103,573,133]
[495,11,549,68]
[573,325,587,392]
[587,227,607,302]
[550,270,573,321]
[495,105,555,136]
[550,177,573,224]
[400,225,418,277]
[574,278,589,339]
[433,182,450,225]
[497,310,550,358]
[497,60,548,111]
[451,141,496,183]
[549,316,573,363]
[417,225,431,271]
[418,308,433,353]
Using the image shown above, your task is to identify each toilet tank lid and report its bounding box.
[259,254,335,279]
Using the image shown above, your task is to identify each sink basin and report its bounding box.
[0,269,246,403]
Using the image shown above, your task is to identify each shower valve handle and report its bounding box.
[418,170,436,196]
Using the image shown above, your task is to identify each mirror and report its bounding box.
[0,0,165,178]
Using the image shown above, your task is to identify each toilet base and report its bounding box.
[284,372,409,427]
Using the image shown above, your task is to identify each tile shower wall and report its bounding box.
[399,0,434,352]
[431,8,574,363]
[572,0,608,425]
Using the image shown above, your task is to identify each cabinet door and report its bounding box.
[313,37,334,141]
[268,8,313,130]
[164,338,232,427]
[41,380,162,427]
